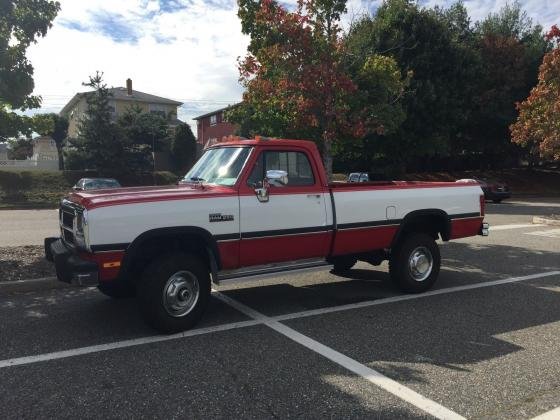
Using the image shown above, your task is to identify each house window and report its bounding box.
[210,114,217,126]
[149,103,168,118]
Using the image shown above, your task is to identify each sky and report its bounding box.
[27,0,559,132]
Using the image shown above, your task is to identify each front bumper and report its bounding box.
[44,237,99,286]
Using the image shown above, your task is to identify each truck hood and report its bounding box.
[67,184,236,210]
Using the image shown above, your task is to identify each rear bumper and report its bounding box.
[44,237,99,286]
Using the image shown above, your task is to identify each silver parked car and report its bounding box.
[348,172,369,183]
[73,178,121,191]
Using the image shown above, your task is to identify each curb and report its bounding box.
[0,277,73,294]
[533,216,560,226]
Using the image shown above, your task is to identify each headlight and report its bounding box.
[75,209,90,251]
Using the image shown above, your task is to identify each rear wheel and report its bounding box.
[389,233,440,293]
[138,252,210,333]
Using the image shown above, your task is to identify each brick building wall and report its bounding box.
[195,108,238,150]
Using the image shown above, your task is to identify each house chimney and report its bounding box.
[126,78,132,95]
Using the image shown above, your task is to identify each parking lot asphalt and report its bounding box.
[1,199,559,419]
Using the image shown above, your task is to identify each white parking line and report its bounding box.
[0,271,558,371]
[489,223,544,231]
[531,406,560,419]
[276,271,560,321]
[0,319,260,368]
[214,291,465,420]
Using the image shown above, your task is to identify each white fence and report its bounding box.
[0,160,59,171]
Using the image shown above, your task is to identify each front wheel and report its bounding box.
[389,233,440,293]
[138,252,210,333]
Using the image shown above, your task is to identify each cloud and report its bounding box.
[88,11,141,43]
[27,0,247,130]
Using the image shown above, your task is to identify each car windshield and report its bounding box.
[182,147,252,186]
[85,179,120,189]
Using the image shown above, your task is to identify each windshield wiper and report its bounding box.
[190,177,205,182]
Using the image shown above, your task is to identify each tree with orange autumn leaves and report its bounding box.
[511,25,560,160]
[230,0,408,179]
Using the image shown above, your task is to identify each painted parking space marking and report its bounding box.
[276,271,560,322]
[489,223,545,231]
[0,319,260,369]
[214,291,465,420]
[525,229,560,238]
[1,271,558,371]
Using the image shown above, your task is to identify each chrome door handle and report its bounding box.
[307,194,321,198]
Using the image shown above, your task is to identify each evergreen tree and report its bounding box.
[171,123,197,173]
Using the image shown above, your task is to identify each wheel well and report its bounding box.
[120,231,218,283]
[392,211,450,249]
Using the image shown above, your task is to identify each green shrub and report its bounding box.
[153,171,179,185]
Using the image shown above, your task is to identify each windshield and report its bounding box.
[182,147,252,186]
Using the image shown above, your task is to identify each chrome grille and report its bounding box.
[59,200,83,247]
[62,210,74,228]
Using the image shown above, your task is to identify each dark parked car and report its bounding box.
[456,178,511,203]
[73,178,121,191]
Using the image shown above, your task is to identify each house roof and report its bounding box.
[193,103,240,120]
[60,87,183,115]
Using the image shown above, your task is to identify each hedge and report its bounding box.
[0,170,180,208]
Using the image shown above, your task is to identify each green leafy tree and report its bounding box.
[6,137,33,160]
[65,72,126,172]
[31,113,68,168]
[344,0,480,170]
[467,1,550,164]
[511,26,560,160]
[230,0,407,178]
[171,123,197,173]
[0,0,60,140]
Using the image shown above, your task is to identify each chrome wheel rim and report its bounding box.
[162,271,200,317]
[408,246,433,282]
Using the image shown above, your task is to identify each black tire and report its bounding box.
[331,256,358,273]
[138,252,210,333]
[493,199,502,203]
[97,280,136,299]
[389,233,440,293]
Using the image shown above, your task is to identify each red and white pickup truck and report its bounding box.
[45,137,489,332]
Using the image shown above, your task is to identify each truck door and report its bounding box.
[238,148,331,266]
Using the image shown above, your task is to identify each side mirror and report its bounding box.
[266,169,288,186]
[73,186,82,191]
[255,184,269,203]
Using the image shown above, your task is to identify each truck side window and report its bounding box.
[247,151,315,187]
[247,153,264,188]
